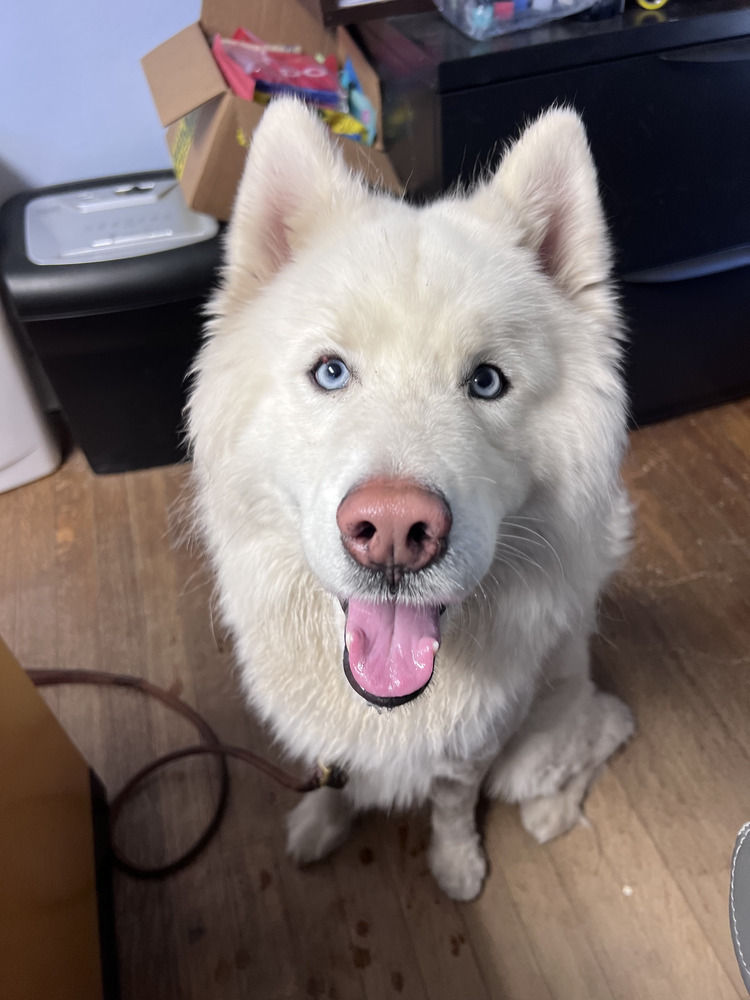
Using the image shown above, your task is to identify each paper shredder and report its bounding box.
[0,172,223,474]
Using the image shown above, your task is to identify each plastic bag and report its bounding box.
[211,28,376,145]
[435,0,597,41]
[212,33,345,109]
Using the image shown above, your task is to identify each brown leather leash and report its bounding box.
[27,668,347,880]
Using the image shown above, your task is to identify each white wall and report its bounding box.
[0,0,201,204]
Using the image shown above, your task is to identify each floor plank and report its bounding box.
[375,810,494,1000]
[14,467,57,671]
[2,399,749,999]
[484,809,617,1000]
[548,771,740,1000]
[0,481,19,646]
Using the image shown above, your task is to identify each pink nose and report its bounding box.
[337,478,452,581]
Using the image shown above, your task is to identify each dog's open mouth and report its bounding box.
[342,599,441,707]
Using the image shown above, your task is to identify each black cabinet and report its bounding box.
[360,1,750,423]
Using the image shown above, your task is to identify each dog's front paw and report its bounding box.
[520,791,582,844]
[519,767,592,844]
[428,836,487,902]
[286,787,353,865]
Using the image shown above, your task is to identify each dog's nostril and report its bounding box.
[353,521,377,542]
[407,522,429,547]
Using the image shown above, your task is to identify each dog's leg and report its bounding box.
[486,631,634,844]
[286,786,355,865]
[428,765,489,902]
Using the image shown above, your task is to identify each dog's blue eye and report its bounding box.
[468,364,508,400]
[314,358,351,391]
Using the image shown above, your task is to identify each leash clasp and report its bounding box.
[316,759,348,790]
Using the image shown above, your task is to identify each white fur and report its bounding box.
[188,99,634,900]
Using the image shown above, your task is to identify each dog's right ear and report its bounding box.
[214,98,365,315]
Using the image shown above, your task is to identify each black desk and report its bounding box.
[360,1,750,423]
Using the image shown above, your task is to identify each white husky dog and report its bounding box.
[188,98,634,901]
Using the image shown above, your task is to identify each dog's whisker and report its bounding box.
[498,535,552,560]
[491,553,536,599]
[500,521,566,584]
[495,544,557,589]
[496,531,549,552]
[177,569,212,599]
[501,514,546,524]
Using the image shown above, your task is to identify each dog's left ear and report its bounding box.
[472,108,612,303]
[215,98,365,315]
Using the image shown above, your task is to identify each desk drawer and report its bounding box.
[622,262,750,423]
[441,35,750,274]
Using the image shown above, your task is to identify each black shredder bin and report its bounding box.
[0,172,223,474]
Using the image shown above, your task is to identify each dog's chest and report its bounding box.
[241,632,534,809]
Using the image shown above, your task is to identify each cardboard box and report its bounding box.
[0,637,116,1000]
[142,0,404,221]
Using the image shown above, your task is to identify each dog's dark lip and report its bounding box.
[342,644,431,708]
[338,598,446,616]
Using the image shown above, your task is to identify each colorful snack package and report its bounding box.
[212,33,345,109]
[340,58,376,145]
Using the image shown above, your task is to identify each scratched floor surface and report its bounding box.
[2,398,749,999]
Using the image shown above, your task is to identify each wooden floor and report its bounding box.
[2,399,749,1000]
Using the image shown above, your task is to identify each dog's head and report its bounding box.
[189,99,626,710]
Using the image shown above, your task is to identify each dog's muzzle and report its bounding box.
[336,478,451,707]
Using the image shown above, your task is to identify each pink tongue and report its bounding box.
[345,599,440,700]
